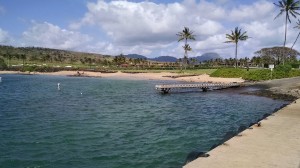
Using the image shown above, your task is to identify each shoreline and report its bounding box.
[243,77,300,100]
[184,98,300,168]
[1,70,300,99]
[0,70,245,83]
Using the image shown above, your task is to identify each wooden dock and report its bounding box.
[155,83,241,93]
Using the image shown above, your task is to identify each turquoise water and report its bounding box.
[0,74,288,168]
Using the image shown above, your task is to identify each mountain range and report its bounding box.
[125,52,222,63]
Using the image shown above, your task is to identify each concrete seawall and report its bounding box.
[184,99,300,168]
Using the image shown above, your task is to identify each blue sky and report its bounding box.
[0,0,299,58]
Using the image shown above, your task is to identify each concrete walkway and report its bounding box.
[184,99,300,168]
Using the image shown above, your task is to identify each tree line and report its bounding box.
[177,0,300,69]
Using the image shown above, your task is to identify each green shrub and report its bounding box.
[210,68,245,78]
[23,66,37,72]
[275,64,292,71]
[273,64,292,79]
[289,69,300,77]
[245,69,271,81]
[210,68,273,81]
[290,63,300,69]
[0,58,7,70]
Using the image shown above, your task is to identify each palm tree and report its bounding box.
[225,27,249,68]
[183,44,192,68]
[274,0,300,47]
[292,19,300,49]
[20,54,26,67]
[182,44,192,53]
[177,27,196,69]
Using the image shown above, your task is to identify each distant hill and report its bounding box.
[125,54,178,62]
[0,45,111,65]
[150,56,178,62]
[125,54,148,59]
[193,52,222,62]
[124,53,222,63]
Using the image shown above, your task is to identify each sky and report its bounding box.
[0,0,299,58]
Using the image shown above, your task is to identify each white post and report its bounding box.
[269,64,274,80]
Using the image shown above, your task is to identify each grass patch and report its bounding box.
[211,66,300,81]
[120,69,217,75]
[210,68,245,78]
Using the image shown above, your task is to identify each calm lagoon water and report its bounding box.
[0,74,289,168]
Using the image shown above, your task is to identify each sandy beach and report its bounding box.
[0,70,245,84]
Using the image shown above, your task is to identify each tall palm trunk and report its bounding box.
[235,42,238,68]
[291,32,300,49]
[284,12,288,47]
[184,50,187,70]
[184,38,188,70]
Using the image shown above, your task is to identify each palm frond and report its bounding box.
[225,27,249,43]
[274,0,300,20]
[176,27,196,42]
[275,10,285,20]
[183,44,192,51]
[294,19,300,29]
[274,2,282,7]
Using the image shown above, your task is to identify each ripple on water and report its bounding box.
[0,75,290,168]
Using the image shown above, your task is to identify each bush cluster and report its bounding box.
[210,68,245,78]
[211,65,300,81]
[0,58,7,70]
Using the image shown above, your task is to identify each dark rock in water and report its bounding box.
[209,144,219,150]
[273,108,280,113]
[241,89,297,101]
[256,119,260,123]
[249,122,256,127]
[280,104,289,108]
[185,151,210,164]
[258,116,265,122]
[221,131,236,143]
[238,125,247,133]
[263,113,271,119]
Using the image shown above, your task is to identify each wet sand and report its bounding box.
[184,98,300,168]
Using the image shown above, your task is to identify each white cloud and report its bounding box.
[195,34,226,50]
[22,21,92,50]
[4,0,300,58]
[69,0,296,58]
[80,0,184,44]
[228,1,274,22]
[71,0,227,46]
[0,28,11,44]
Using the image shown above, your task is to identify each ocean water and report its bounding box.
[0,74,289,168]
